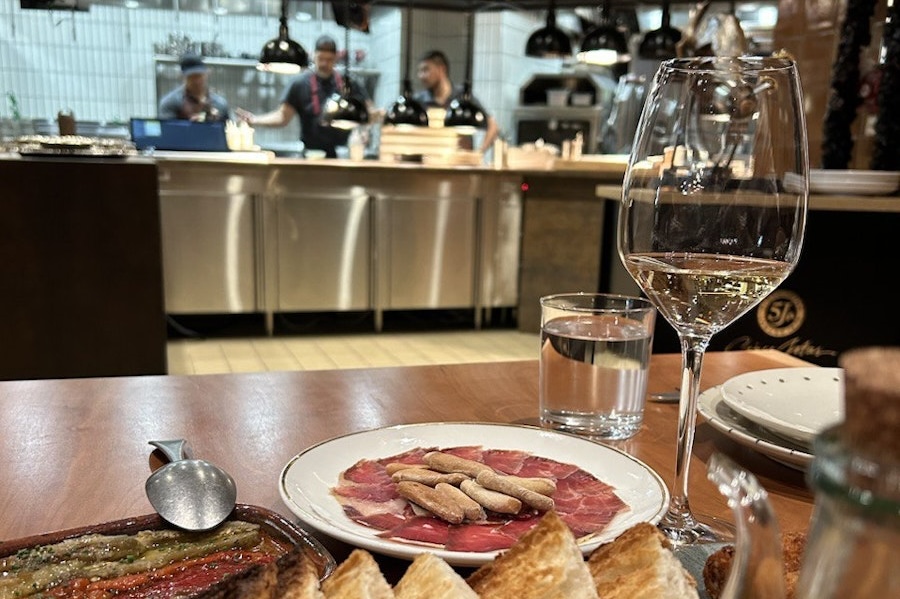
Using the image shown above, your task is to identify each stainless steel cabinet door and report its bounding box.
[380,196,476,310]
[159,192,257,314]
[276,192,371,311]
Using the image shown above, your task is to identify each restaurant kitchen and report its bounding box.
[2,0,898,383]
[1,1,782,155]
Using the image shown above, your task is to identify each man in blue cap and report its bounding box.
[158,54,230,122]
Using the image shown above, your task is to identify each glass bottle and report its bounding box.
[796,346,900,599]
[794,426,900,598]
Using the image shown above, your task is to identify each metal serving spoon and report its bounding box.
[145,439,237,531]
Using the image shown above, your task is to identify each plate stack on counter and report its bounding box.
[379,126,462,164]
[697,367,844,470]
[785,169,900,195]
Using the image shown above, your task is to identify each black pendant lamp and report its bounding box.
[322,0,370,130]
[525,0,572,58]
[444,11,487,131]
[257,0,309,74]
[638,0,681,60]
[384,1,428,127]
[578,0,630,74]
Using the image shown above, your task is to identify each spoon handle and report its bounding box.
[149,439,190,463]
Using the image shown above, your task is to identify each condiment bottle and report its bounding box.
[795,346,900,599]
[57,109,76,136]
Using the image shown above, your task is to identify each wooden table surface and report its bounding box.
[0,349,815,579]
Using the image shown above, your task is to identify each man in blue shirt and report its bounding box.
[236,35,370,158]
[413,50,498,154]
[158,54,230,122]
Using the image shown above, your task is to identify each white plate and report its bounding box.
[279,422,669,567]
[808,169,900,195]
[719,367,843,447]
[698,386,813,470]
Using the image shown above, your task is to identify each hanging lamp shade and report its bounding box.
[578,0,630,67]
[257,0,308,74]
[444,85,487,131]
[445,11,486,131]
[384,86,429,127]
[525,0,572,58]
[638,0,681,60]
[323,91,370,130]
[384,2,428,127]
[322,0,369,130]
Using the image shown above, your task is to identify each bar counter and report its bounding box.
[0,349,814,581]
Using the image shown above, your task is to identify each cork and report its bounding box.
[838,346,900,465]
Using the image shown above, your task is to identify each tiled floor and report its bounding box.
[166,330,540,375]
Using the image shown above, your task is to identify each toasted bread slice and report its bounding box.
[320,549,394,599]
[274,546,326,599]
[393,552,479,599]
[587,522,699,599]
[703,530,806,599]
[467,510,599,599]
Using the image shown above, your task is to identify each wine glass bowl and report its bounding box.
[618,56,809,545]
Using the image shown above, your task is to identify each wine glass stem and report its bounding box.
[666,338,708,529]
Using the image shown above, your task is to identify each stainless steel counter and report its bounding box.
[154,156,534,332]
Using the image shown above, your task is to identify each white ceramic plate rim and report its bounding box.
[718,367,843,446]
[698,386,813,470]
[278,422,669,567]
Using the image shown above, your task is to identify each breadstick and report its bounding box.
[385,462,427,475]
[436,482,485,521]
[460,479,522,514]
[397,481,465,524]
[391,468,469,486]
[424,451,495,478]
[475,471,555,512]
[502,475,557,496]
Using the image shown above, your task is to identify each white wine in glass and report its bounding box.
[618,56,809,545]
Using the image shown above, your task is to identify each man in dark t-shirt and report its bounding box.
[413,49,498,154]
[236,35,370,158]
[158,54,230,122]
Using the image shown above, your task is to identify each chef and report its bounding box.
[158,54,231,122]
[236,35,372,158]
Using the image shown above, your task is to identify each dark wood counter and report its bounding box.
[0,350,814,582]
[0,156,167,380]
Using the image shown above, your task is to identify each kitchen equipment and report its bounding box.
[514,72,616,154]
[145,439,237,531]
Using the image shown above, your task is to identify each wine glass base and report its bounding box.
[657,511,735,547]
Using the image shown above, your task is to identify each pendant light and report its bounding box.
[638,0,682,60]
[578,0,630,74]
[322,0,370,130]
[257,0,309,74]
[384,0,428,127]
[444,10,487,131]
[525,0,572,58]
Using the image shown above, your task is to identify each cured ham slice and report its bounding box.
[445,517,540,552]
[377,515,451,546]
[330,445,628,553]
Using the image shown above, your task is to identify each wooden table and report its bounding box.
[0,349,814,579]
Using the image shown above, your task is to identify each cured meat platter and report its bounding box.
[279,422,669,567]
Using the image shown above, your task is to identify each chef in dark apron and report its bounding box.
[236,35,370,158]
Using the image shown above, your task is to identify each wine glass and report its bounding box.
[618,56,809,545]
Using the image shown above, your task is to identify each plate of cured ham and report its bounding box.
[279,422,669,566]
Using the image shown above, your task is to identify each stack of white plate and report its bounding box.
[423,150,483,167]
[787,169,900,195]
[698,367,844,470]
[379,126,460,162]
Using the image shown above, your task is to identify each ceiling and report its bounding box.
[75,0,653,17]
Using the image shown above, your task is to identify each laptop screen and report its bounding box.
[130,118,229,152]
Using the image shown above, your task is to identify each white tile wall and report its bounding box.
[0,3,567,144]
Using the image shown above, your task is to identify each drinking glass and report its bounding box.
[617,56,809,545]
